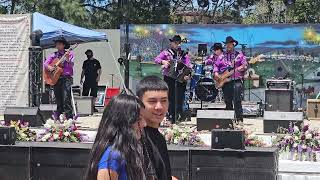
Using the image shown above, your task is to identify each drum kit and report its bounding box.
[188,62,222,103]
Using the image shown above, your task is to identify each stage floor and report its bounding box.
[75,112,320,134]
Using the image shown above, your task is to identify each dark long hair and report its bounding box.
[85,94,145,180]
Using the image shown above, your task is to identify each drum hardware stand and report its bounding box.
[299,73,304,109]
[109,73,115,87]
[250,91,265,117]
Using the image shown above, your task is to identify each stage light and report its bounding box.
[283,0,295,6]
[197,0,209,8]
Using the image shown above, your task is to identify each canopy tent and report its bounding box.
[32,12,107,48]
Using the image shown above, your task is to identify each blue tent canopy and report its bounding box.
[32,12,107,48]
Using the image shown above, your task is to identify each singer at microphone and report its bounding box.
[154,35,192,124]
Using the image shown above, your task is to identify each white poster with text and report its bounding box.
[0,14,31,114]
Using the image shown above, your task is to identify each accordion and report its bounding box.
[167,60,192,83]
[166,49,192,83]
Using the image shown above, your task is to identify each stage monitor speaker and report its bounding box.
[74,96,94,116]
[0,127,16,145]
[211,129,245,150]
[198,43,207,56]
[264,111,303,133]
[4,107,43,127]
[39,104,57,121]
[197,110,234,131]
[265,89,293,112]
[274,60,290,79]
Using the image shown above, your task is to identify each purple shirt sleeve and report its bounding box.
[205,55,214,65]
[44,53,56,69]
[183,54,192,68]
[66,51,75,64]
[238,52,247,71]
[155,51,167,64]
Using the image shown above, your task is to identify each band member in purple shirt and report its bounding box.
[44,37,74,120]
[205,43,224,66]
[154,35,192,123]
[215,36,247,123]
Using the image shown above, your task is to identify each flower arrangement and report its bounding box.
[275,122,320,161]
[244,129,267,147]
[159,125,205,146]
[234,123,267,147]
[38,119,84,142]
[0,120,37,142]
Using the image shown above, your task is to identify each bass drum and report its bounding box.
[195,78,218,102]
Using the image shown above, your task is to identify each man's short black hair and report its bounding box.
[136,76,168,98]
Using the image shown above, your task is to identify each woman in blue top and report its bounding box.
[85,94,147,180]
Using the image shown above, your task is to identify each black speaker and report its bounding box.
[264,111,303,133]
[197,110,234,131]
[39,104,57,121]
[211,129,245,150]
[0,127,16,145]
[4,107,43,127]
[265,89,293,112]
[198,43,207,56]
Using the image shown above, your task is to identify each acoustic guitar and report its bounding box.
[44,44,78,86]
[215,56,256,88]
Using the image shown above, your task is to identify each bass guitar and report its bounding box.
[44,44,78,86]
[215,57,256,88]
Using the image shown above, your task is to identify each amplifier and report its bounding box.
[0,126,16,145]
[264,111,303,133]
[307,99,320,120]
[74,96,94,116]
[197,110,234,131]
[211,129,245,150]
[265,89,293,112]
[266,79,293,90]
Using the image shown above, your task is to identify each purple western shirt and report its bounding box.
[154,49,192,76]
[44,50,75,76]
[214,50,247,80]
[205,54,216,65]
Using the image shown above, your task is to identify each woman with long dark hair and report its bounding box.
[85,94,147,180]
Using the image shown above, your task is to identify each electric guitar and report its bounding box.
[44,44,78,86]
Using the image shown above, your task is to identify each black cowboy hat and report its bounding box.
[85,49,93,55]
[53,36,70,49]
[211,43,223,51]
[223,36,238,46]
[169,35,182,43]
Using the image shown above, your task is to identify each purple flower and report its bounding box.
[307,147,312,153]
[301,135,306,140]
[302,125,309,132]
[297,144,303,152]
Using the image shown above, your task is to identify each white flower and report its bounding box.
[293,143,298,148]
[306,134,312,139]
[63,119,73,128]
[302,145,307,149]
[64,132,70,137]
[53,134,59,140]
[41,133,51,142]
[294,136,299,141]
[294,126,299,133]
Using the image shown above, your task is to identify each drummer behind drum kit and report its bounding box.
[191,63,219,102]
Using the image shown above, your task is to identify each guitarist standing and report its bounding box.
[154,35,192,124]
[214,36,247,124]
[44,37,74,120]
